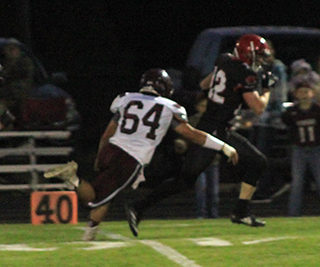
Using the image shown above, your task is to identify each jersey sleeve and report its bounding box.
[171,103,189,129]
[110,93,126,113]
[172,103,188,123]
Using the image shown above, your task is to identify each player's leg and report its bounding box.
[82,203,110,241]
[127,145,217,236]
[226,131,268,226]
[288,146,306,216]
[205,161,220,218]
[309,146,320,200]
[85,143,142,240]
[44,161,80,186]
[136,145,216,211]
[195,172,207,218]
[44,161,96,203]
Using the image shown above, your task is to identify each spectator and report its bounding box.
[0,64,15,130]
[172,95,221,218]
[171,66,203,116]
[0,38,35,119]
[190,96,220,218]
[195,155,220,218]
[289,59,320,103]
[19,83,81,132]
[0,38,80,132]
[281,78,320,217]
[43,68,238,240]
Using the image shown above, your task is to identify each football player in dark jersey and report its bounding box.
[127,34,274,236]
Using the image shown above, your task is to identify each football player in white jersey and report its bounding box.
[44,68,238,241]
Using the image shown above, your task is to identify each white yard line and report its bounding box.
[190,237,232,246]
[76,226,131,241]
[69,241,129,250]
[77,226,203,266]
[242,236,298,245]
[140,240,203,267]
[0,244,56,251]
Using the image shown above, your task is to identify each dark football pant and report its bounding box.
[134,130,268,213]
[181,130,268,188]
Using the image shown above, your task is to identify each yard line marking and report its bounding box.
[147,221,227,228]
[69,241,129,250]
[0,244,56,251]
[76,227,131,241]
[242,237,298,245]
[140,240,203,267]
[190,237,232,246]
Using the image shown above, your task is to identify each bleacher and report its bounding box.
[0,131,73,191]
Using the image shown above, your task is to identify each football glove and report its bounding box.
[261,71,277,89]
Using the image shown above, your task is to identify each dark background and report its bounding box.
[1,0,320,143]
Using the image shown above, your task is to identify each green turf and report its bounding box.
[0,217,319,267]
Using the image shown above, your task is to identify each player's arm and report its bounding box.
[173,122,238,165]
[243,90,270,115]
[200,72,214,90]
[243,68,277,115]
[98,119,118,151]
[94,115,118,170]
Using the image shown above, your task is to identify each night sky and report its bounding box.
[1,1,320,140]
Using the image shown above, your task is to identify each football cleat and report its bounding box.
[125,203,141,237]
[44,161,79,186]
[82,226,99,241]
[231,214,266,227]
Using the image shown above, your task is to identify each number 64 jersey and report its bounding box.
[108,92,188,165]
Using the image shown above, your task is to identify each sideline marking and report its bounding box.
[242,237,298,245]
[140,240,202,267]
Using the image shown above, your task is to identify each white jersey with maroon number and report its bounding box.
[109,92,187,165]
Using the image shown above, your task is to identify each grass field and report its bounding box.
[0,217,320,267]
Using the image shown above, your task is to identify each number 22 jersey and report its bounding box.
[109,92,188,165]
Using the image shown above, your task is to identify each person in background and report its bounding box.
[0,64,15,130]
[282,77,320,216]
[289,59,320,103]
[44,68,238,240]
[0,38,35,119]
[0,38,80,132]
[190,96,220,219]
[174,96,221,219]
[195,152,220,219]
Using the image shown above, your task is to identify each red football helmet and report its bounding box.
[139,68,173,97]
[234,34,271,71]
